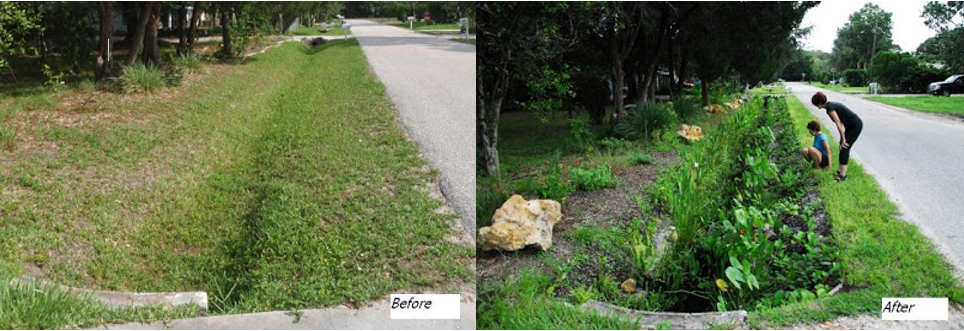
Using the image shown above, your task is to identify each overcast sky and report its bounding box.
[800,0,937,53]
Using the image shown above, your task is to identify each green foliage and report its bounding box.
[477,269,636,330]
[840,69,867,87]
[0,2,42,71]
[42,64,66,91]
[616,102,678,141]
[0,280,200,329]
[871,51,948,93]
[539,150,575,201]
[119,62,165,94]
[672,97,701,122]
[569,165,621,191]
[598,137,633,151]
[831,3,896,71]
[173,52,204,74]
[566,118,596,151]
[628,152,655,165]
[652,97,840,311]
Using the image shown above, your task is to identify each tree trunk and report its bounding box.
[478,66,504,183]
[142,2,160,65]
[125,1,155,66]
[221,6,232,58]
[668,37,677,100]
[95,1,114,81]
[177,2,187,55]
[611,63,625,125]
[123,2,138,44]
[187,1,201,52]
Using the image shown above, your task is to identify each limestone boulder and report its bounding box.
[677,124,704,142]
[478,195,562,251]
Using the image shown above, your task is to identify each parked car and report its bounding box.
[928,75,964,96]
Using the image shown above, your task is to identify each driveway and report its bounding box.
[347,19,476,239]
[787,82,964,274]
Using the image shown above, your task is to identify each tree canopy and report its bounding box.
[830,3,896,71]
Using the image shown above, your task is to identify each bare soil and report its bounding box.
[477,150,678,289]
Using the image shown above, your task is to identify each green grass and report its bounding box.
[478,268,638,330]
[0,273,200,329]
[0,39,471,324]
[291,24,351,36]
[865,95,964,116]
[747,96,964,328]
[811,82,868,94]
[747,83,787,95]
[388,21,462,31]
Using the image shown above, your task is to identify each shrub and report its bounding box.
[615,102,677,141]
[173,52,204,74]
[119,63,165,94]
[599,137,633,151]
[569,165,621,191]
[672,98,701,122]
[78,78,96,92]
[567,119,596,151]
[569,68,610,124]
[539,151,575,201]
[627,152,654,165]
[841,69,867,87]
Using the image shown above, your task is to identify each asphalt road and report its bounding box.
[347,20,476,238]
[787,82,964,274]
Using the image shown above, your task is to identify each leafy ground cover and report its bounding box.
[746,96,964,328]
[0,40,471,328]
[865,95,964,116]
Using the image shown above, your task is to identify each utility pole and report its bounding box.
[868,19,882,84]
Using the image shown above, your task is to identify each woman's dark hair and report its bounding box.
[811,92,828,106]
[807,120,821,132]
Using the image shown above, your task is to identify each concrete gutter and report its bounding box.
[580,300,747,330]
[9,276,207,311]
[94,292,476,330]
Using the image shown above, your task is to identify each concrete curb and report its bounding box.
[95,292,476,330]
[579,300,747,330]
[9,276,207,311]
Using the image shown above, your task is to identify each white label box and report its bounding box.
[390,294,460,319]
[881,298,948,320]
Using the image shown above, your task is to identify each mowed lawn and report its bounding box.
[0,39,472,324]
[291,24,351,36]
[865,95,964,116]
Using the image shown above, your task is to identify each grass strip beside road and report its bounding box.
[865,95,964,116]
[747,96,964,328]
[810,82,868,94]
[291,24,350,36]
[0,40,471,327]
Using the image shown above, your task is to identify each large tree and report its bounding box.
[830,3,897,75]
[124,2,156,66]
[921,1,964,72]
[477,2,586,180]
[95,1,113,80]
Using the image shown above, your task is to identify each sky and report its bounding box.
[800,0,937,53]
